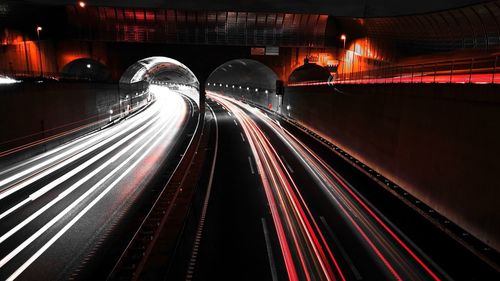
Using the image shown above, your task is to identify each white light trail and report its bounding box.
[0,101,160,198]
[0,93,187,278]
[5,110,179,281]
[0,113,163,221]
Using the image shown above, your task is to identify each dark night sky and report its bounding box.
[23,0,489,16]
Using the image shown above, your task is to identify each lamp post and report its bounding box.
[36,26,43,78]
[340,34,347,81]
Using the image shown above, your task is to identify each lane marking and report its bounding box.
[281,156,294,174]
[240,132,246,143]
[248,156,255,175]
[261,217,279,281]
[185,103,219,281]
[320,216,362,280]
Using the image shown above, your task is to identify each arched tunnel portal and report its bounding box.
[119,56,200,115]
[205,59,280,111]
[61,58,111,82]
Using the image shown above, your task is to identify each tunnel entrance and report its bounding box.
[61,58,111,82]
[287,61,332,86]
[206,59,279,111]
[119,56,200,116]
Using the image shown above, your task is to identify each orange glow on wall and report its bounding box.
[337,37,389,76]
[0,39,59,76]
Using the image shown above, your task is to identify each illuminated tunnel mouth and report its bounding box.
[206,59,278,93]
[206,59,281,111]
[120,56,200,106]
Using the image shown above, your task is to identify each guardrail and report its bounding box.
[107,110,207,281]
[0,70,108,82]
[289,56,500,86]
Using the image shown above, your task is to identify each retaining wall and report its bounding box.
[281,84,500,251]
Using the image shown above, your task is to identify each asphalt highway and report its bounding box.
[188,91,500,281]
[0,87,197,280]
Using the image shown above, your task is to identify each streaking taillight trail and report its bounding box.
[210,92,345,281]
[208,91,443,281]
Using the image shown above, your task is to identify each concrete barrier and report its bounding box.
[281,83,500,251]
[0,81,121,165]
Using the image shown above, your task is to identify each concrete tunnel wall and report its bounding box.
[280,84,500,251]
[0,81,121,165]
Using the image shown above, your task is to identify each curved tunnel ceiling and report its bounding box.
[24,0,487,17]
[120,56,199,87]
[207,59,278,91]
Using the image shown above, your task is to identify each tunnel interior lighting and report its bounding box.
[239,86,242,89]
[265,90,269,94]
[37,26,42,32]
[255,88,258,92]
[219,83,222,87]
[86,64,91,69]
[287,105,291,110]
[207,82,210,86]
[232,85,235,88]
[225,84,228,87]
[78,1,86,8]
[340,34,346,41]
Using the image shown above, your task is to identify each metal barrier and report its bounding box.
[0,70,104,81]
[289,56,500,86]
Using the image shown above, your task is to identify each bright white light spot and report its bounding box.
[265,90,269,94]
[286,104,291,110]
[0,76,20,84]
[246,87,250,91]
[109,109,113,114]
[86,64,91,69]
[255,88,258,92]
